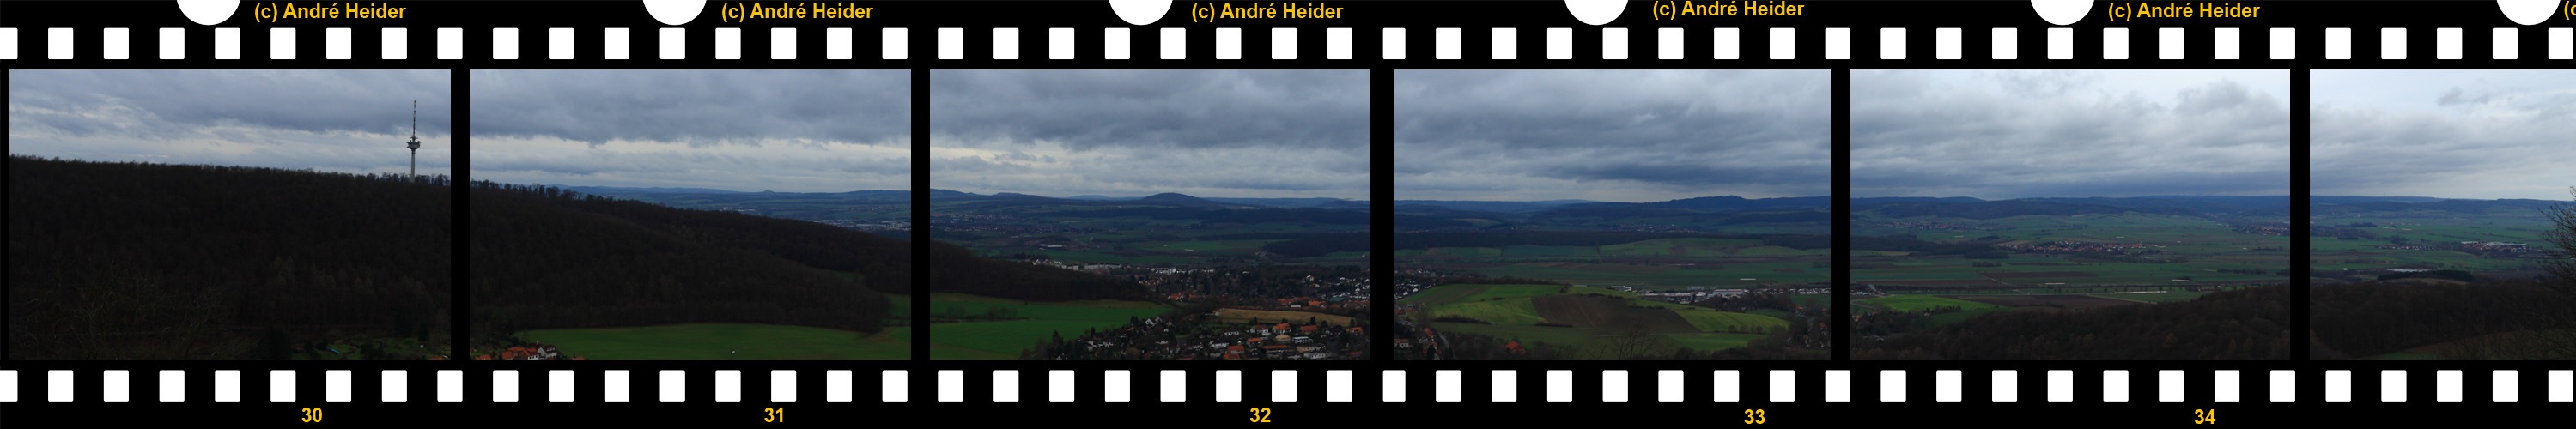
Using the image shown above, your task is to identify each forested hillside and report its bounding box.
[469,182,900,335]
[2311,281,2575,359]
[930,239,1151,301]
[1856,286,2293,360]
[9,155,453,359]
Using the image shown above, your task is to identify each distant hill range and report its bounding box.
[1854,196,2292,220]
[929,190,1375,228]
[1849,195,2565,221]
[1063,193,1367,209]
[2311,196,2562,214]
[933,190,1368,209]
[1393,194,1831,231]
[558,184,913,204]
[1394,199,1604,213]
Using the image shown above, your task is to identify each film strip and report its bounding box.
[6,0,2575,426]
[6,1,2571,64]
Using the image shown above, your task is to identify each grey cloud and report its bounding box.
[9,69,451,176]
[9,70,451,138]
[2312,70,2576,200]
[1851,70,2290,200]
[2436,87,2493,106]
[469,69,909,148]
[1394,69,1831,202]
[928,70,1370,199]
[930,69,1368,151]
[465,70,912,193]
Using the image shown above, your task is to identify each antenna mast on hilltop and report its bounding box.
[406,100,422,180]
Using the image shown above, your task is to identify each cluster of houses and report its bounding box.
[1874,220,2004,231]
[472,344,579,360]
[2232,224,2290,236]
[1047,313,1367,360]
[1607,284,1829,304]
[815,218,908,233]
[1994,240,2162,254]
[1392,269,1446,300]
[1096,266,1371,311]
[1017,259,1125,272]
[2456,241,2534,254]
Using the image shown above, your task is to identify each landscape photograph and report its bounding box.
[1849,69,2293,360]
[9,69,453,360]
[467,70,912,360]
[2307,69,2576,360]
[928,69,1370,360]
[1394,69,1832,360]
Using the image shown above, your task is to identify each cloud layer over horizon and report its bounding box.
[930,69,1370,200]
[2312,70,2576,201]
[1395,69,1831,202]
[10,69,452,176]
[468,70,911,193]
[1852,69,2291,200]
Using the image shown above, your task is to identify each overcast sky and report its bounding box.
[1396,69,1829,202]
[469,70,909,193]
[2312,70,2575,201]
[1852,69,2289,200]
[9,69,449,176]
[930,69,1369,200]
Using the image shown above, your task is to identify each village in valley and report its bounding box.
[1002,260,1373,360]
[1030,310,1367,360]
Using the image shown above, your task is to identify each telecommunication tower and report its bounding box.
[406,100,422,179]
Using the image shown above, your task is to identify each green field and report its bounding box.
[1425,299,1546,325]
[2086,291,2211,303]
[1666,333,1771,352]
[928,293,1171,360]
[1407,284,1788,355]
[2306,213,2554,277]
[1465,261,1827,288]
[1459,284,1632,300]
[1429,322,1596,348]
[523,323,909,360]
[1854,295,2003,312]
[1424,322,1771,357]
[1158,239,1282,253]
[1667,306,1794,333]
[1595,238,1765,257]
[1401,235,1830,288]
[1854,214,2289,287]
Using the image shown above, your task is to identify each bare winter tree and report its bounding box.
[2546,187,2576,292]
[1604,323,1660,359]
[2450,187,2576,360]
[2527,187,2576,359]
